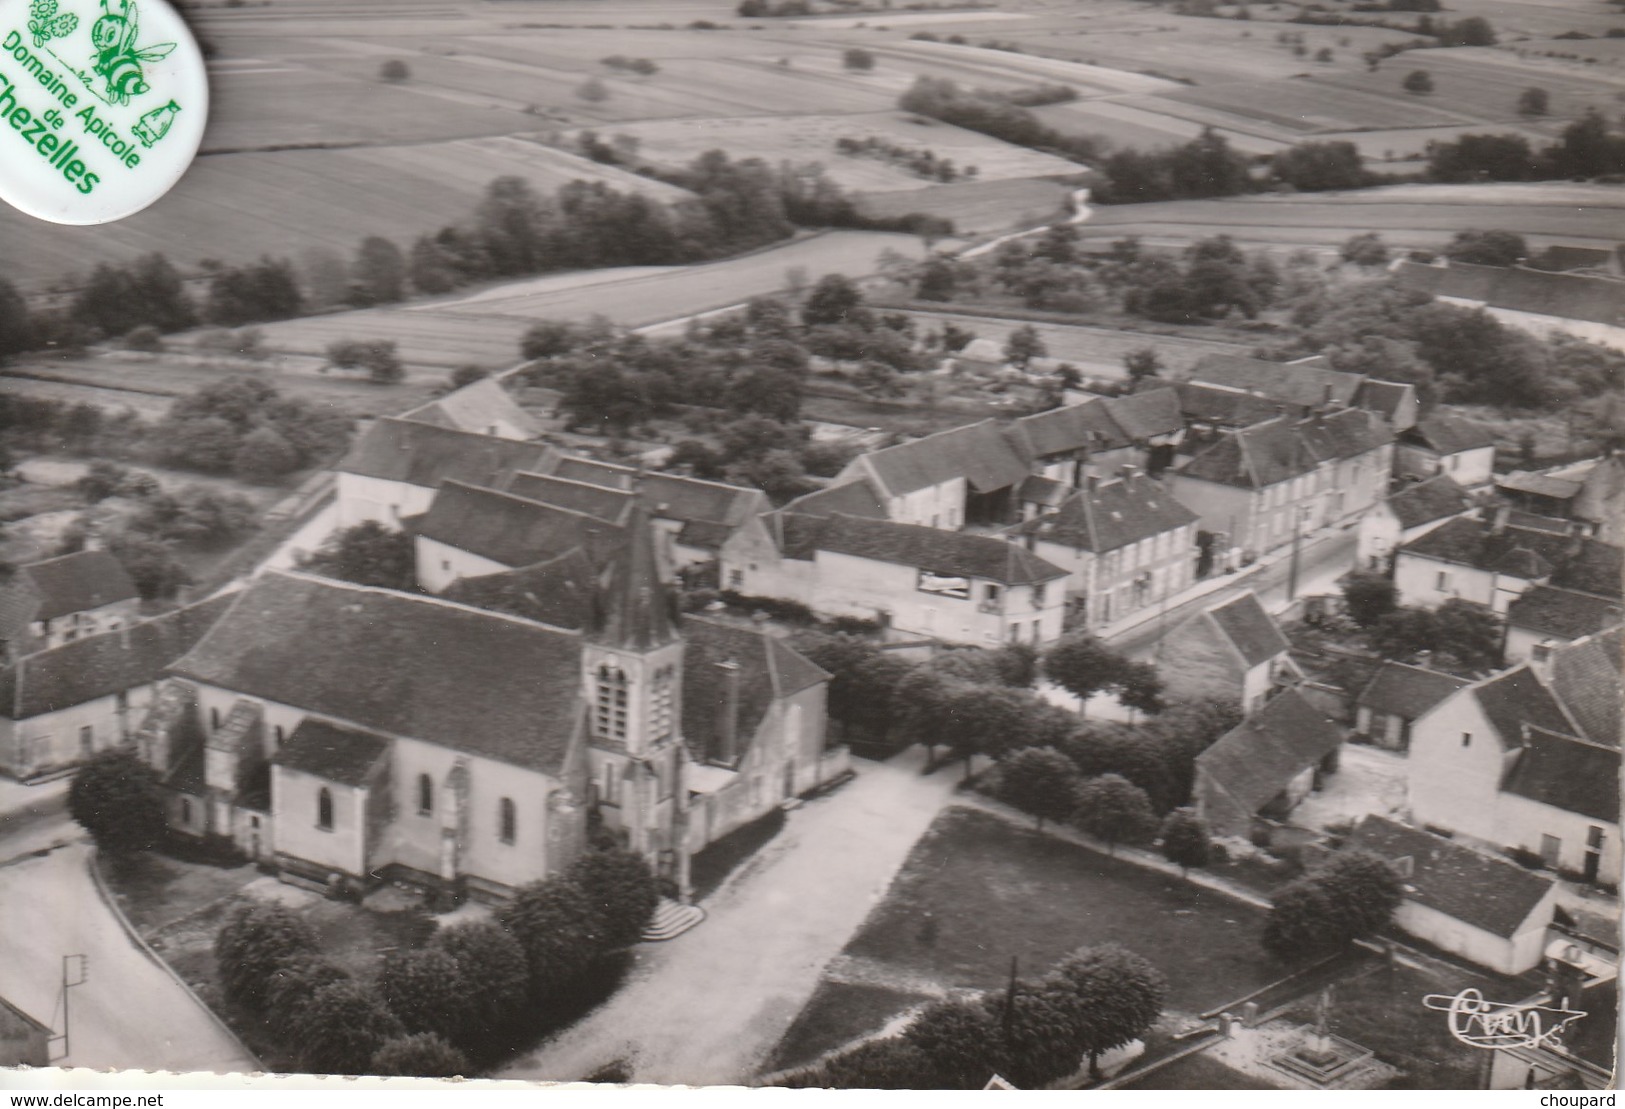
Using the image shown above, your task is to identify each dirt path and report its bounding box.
[496,747,960,1087]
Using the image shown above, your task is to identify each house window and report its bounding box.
[1540,834,1561,867]
[602,762,619,806]
[317,788,334,831]
[728,569,743,590]
[499,797,516,844]
[1532,644,1552,664]
[1461,732,1472,747]
[180,798,193,824]
[1436,571,1451,592]
[1587,826,1604,850]
[210,707,222,731]
[595,665,629,742]
[78,725,94,756]
[1033,584,1047,608]
[418,773,433,816]
[985,583,1002,605]
[273,725,285,746]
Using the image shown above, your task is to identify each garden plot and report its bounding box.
[599,113,1080,191]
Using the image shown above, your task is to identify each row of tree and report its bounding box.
[1423,109,1625,184]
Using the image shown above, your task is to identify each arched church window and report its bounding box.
[595,664,629,742]
[499,797,517,844]
[317,787,333,831]
[650,663,674,740]
[418,773,433,816]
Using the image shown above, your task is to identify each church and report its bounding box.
[136,509,837,905]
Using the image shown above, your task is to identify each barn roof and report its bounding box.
[338,418,556,491]
[777,513,1066,586]
[1503,727,1620,823]
[1196,690,1342,817]
[1357,662,1470,722]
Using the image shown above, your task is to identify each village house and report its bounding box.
[0,550,140,660]
[1392,258,1625,352]
[1356,474,1475,572]
[828,420,1033,530]
[1193,688,1343,839]
[1405,637,1622,886]
[1005,389,1185,485]
[1346,815,1559,976]
[1165,408,1394,565]
[0,595,232,781]
[722,512,1068,646]
[1158,591,1299,713]
[1504,585,1624,665]
[0,993,50,1067]
[399,377,540,441]
[334,417,558,532]
[1497,456,1625,545]
[1394,414,1497,490]
[1392,510,1623,615]
[1007,469,1198,630]
[1181,353,1419,432]
[1353,661,1470,753]
[1486,945,1618,1091]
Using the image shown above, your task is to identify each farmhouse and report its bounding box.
[1392,259,1625,352]
[1392,511,1623,614]
[1181,353,1418,431]
[0,594,232,781]
[1497,456,1625,545]
[1394,415,1497,490]
[1346,815,1559,976]
[722,512,1068,646]
[1007,469,1198,631]
[0,550,139,659]
[1356,474,1474,572]
[1193,688,1342,839]
[1006,389,1184,485]
[1353,661,1469,753]
[1504,585,1623,666]
[829,420,1031,530]
[1158,591,1297,713]
[1165,409,1393,565]
[137,514,837,902]
[399,377,539,441]
[334,417,557,531]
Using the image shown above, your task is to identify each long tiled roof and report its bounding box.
[1348,815,1555,940]
[1175,408,1389,490]
[0,594,234,720]
[860,420,1030,496]
[1196,689,1342,815]
[1468,666,1578,750]
[1388,475,1473,530]
[510,463,765,539]
[777,512,1066,585]
[440,550,602,632]
[782,479,889,520]
[1188,354,1365,408]
[416,481,627,569]
[504,473,635,523]
[1506,586,1624,642]
[1357,661,1469,721]
[17,550,138,622]
[338,418,556,490]
[1010,391,1185,461]
[550,455,637,490]
[1014,473,1197,554]
[399,378,539,439]
[1503,727,1620,823]
[1549,627,1623,747]
[1166,381,1291,428]
[274,718,391,787]
[170,573,584,776]
[1399,517,1623,598]
[1206,592,1289,667]
[1404,415,1496,456]
[1393,259,1625,327]
[680,615,829,766]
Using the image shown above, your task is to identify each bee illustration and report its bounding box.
[90,0,175,105]
[28,0,79,48]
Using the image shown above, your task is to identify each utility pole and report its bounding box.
[1001,955,1019,1043]
[54,954,88,1061]
[1286,506,1307,603]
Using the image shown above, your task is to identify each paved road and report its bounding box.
[497,747,960,1086]
[0,843,259,1073]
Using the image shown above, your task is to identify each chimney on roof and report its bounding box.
[1118,464,1138,482]
[1490,505,1511,534]
[716,658,742,765]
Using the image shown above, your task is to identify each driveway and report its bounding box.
[0,844,259,1074]
[497,747,960,1086]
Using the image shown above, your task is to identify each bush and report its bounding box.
[124,325,163,353]
[999,747,1083,829]
[378,948,468,1042]
[1262,849,1401,959]
[265,953,351,1041]
[500,876,605,999]
[294,980,404,1075]
[843,47,876,71]
[1402,69,1434,94]
[432,921,529,1044]
[380,59,410,81]
[1159,807,1212,875]
[214,900,320,1009]
[232,426,301,482]
[1072,773,1157,854]
[370,1033,469,1078]
[565,848,661,950]
[67,747,165,852]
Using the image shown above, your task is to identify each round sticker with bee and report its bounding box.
[0,0,206,223]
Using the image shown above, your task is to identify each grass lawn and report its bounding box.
[844,807,1284,1014]
[766,980,934,1075]
[1122,1050,1278,1090]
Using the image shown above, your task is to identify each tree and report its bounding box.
[1342,571,1397,626]
[67,747,165,854]
[299,521,418,591]
[1072,773,1157,854]
[1517,86,1549,116]
[1402,69,1434,94]
[1003,324,1047,369]
[378,948,468,1042]
[379,58,410,82]
[1263,849,1401,959]
[327,338,405,385]
[232,427,301,483]
[0,276,33,358]
[1041,631,1156,715]
[565,848,660,950]
[999,747,1083,829]
[843,47,876,71]
[801,274,865,327]
[76,460,131,503]
[903,998,1002,1089]
[1123,346,1162,381]
[1269,141,1367,192]
[916,256,958,302]
[125,325,163,353]
[265,954,351,1041]
[1443,228,1527,268]
[104,530,190,600]
[214,900,320,1009]
[500,876,605,999]
[1046,945,1168,1078]
[788,632,911,744]
[576,77,610,102]
[350,236,407,306]
[371,1033,469,1078]
[520,320,586,361]
[779,1037,935,1089]
[984,982,1087,1089]
[295,980,405,1075]
[1158,808,1211,876]
[1340,232,1389,267]
[1432,598,1502,669]
[432,921,529,1043]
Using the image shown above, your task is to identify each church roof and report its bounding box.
[440,549,602,632]
[170,573,584,776]
[275,718,391,787]
[591,507,676,651]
